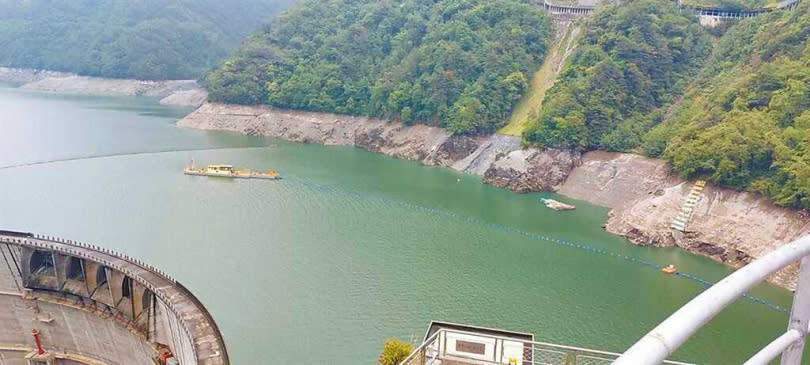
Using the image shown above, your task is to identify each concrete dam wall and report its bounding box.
[0,231,228,365]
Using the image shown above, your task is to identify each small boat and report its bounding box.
[183,160,279,180]
[541,198,576,211]
[661,264,677,274]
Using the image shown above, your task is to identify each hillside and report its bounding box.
[650,1,810,209]
[0,0,293,80]
[204,0,552,134]
[523,0,713,151]
[522,0,810,210]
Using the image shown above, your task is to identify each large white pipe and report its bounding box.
[615,235,810,364]
[743,329,802,365]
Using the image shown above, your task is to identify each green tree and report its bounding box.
[378,338,413,365]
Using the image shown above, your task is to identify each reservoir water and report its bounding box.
[0,86,799,364]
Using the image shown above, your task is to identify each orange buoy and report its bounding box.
[661,264,677,274]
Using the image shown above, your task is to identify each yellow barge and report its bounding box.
[183,161,279,180]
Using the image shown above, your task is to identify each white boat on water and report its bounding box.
[541,198,575,211]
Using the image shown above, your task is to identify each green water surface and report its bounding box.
[0,87,799,364]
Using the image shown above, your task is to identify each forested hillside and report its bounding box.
[523,0,810,210]
[0,0,293,80]
[651,1,810,209]
[524,0,712,151]
[205,0,551,134]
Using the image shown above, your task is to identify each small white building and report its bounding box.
[414,321,534,365]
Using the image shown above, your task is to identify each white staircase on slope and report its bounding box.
[670,180,706,232]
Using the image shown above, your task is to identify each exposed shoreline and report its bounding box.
[0,67,208,107]
[178,102,810,289]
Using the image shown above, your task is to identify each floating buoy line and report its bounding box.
[283,174,790,314]
[0,146,274,171]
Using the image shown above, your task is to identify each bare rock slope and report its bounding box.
[0,67,73,85]
[0,67,207,106]
[178,103,457,164]
[561,152,810,288]
[483,149,579,192]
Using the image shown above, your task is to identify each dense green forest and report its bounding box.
[525,0,810,209]
[651,1,810,209]
[524,0,712,151]
[0,0,293,80]
[205,0,551,134]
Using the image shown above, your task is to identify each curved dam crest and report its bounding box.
[0,232,228,365]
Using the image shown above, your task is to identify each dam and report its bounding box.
[0,231,228,365]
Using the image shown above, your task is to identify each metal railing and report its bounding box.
[541,0,596,15]
[675,0,802,18]
[616,235,810,365]
[400,328,691,365]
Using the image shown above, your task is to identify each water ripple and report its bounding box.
[281,174,790,314]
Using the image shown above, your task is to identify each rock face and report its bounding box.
[22,76,199,98]
[423,135,479,167]
[0,67,203,101]
[452,135,522,175]
[0,67,72,85]
[178,103,810,289]
[159,88,208,107]
[559,151,810,289]
[178,103,458,165]
[482,149,579,192]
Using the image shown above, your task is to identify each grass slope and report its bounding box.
[500,22,580,136]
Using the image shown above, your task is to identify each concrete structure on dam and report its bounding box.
[0,231,228,365]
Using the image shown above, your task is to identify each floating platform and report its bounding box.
[183,163,279,180]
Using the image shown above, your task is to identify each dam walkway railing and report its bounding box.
[676,0,801,18]
[616,235,810,364]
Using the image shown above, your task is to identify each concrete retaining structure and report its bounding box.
[676,0,802,19]
[0,231,228,365]
[539,0,595,15]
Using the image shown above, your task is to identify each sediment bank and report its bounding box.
[0,67,208,106]
[178,102,810,289]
